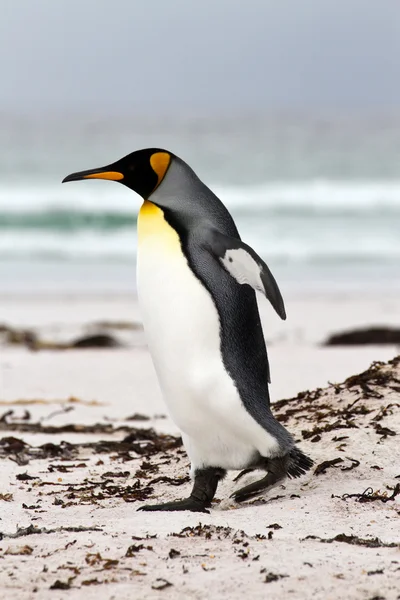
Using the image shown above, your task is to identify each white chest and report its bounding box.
[137,201,223,399]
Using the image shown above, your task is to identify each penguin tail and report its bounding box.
[287,446,313,479]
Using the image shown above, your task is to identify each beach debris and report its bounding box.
[303,534,399,548]
[48,463,87,473]
[0,325,37,348]
[171,524,250,542]
[314,457,360,475]
[85,553,119,569]
[126,544,153,556]
[91,320,142,331]
[126,544,144,556]
[333,484,400,503]
[151,578,173,590]
[16,472,38,481]
[261,570,289,583]
[271,358,400,448]
[100,470,130,478]
[81,578,102,586]
[323,326,400,346]
[340,457,360,471]
[373,422,396,438]
[0,492,13,501]
[0,397,103,407]
[149,475,190,486]
[314,458,344,475]
[0,324,123,350]
[0,525,103,540]
[71,333,122,348]
[4,544,33,555]
[367,569,384,576]
[125,413,150,421]
[50,578,74,590]
[0,421,182,466]
[343,357,400,398]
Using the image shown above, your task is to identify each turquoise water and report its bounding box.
[1,114,400,293]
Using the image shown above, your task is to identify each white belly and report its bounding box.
[137,201,278,470]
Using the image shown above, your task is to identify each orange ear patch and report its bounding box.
[150,152,171,186]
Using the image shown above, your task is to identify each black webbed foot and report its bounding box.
[138,498,209,513]
[137,467,226,513]
[233,467,256,482]
[232,448,313,503]
[231,469,285,503]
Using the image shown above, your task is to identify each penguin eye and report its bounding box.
[128,164,136,173]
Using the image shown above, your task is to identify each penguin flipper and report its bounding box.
[203,228,286,320]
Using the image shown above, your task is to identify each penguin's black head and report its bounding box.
[62,148,172,199]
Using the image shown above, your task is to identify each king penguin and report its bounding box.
[63,149,313,512]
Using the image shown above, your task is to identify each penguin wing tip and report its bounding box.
[277,305,287,320]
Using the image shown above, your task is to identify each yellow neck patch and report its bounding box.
[138,200,181,254]
[150,152,171,187]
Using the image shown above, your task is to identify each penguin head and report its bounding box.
[62,148,172,199]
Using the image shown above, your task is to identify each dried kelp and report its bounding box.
[303,533,398,548]
[0,425,182,465]
[333,484,400,503]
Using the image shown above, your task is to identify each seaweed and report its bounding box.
[0,325,123,350]
[343,361,400,399]
[334,484,400,503]
[151,579,173,590]
[323,327,400,347]
[16,473,38,481]
[341,458,360,471]
[302,421,358,440]
[0,525,103,540]
[303,534,398,548]
[260,570,288,583]
[314,458,343,475]
[373,423,396,438]
[171,524,243,540]
[0,425,182,465]
[50,579,74,590]
[149,475,190,486]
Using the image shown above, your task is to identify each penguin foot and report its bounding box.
[231,472,284,503]
[233,467,256,482]
[138,466,226,513]
[231,449,313,503]
[231,454,290,503]
[138,498,209,513]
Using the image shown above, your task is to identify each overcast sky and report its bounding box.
[1,0,400,116]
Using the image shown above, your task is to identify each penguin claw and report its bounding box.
[233,467,256,482]
[231,469,286,503]
[230,486,267,503]
[138,499,210,513]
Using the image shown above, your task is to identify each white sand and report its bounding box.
[0,293,399,599]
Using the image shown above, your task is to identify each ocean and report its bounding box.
[1,114,400,295]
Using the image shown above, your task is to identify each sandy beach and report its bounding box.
[0,291,399,599]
